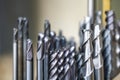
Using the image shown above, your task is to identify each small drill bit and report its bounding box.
[43,36,50,80]
[23,17,29,80]
[13,28,18,80]
[44,20,51,37]
[26,39,33,80]
[49,50,59,80]
[17,17,24,80]
[37,33,44,80]
[69,45,76,80]
[57,48,66,80]
[62,49,71,80]
[44,20,51,80]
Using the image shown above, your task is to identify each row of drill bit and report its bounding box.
[77,10,120,80]
[13,10,120,80]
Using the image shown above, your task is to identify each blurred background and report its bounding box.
[0,0,120,80]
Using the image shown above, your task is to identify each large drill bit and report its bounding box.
[13,28,18,80]
[26,39,33,80]
[104,10,116,79]
[102,28,112,80]
[79,17,94,80]
[93,25,104,80]
[76,19,86,80]
[37,33,44,80]
[17,17,24,80]
[92,11,104,80]
[69,45,76,80]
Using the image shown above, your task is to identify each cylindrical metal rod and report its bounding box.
[23,17,29,80]
[43,37,50,80]
[13,28,18,80]
[26,39,33,80]
[17,17,24,80]
[37,33,44,80]
[88,0,95,24]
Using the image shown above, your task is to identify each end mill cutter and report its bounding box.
[93,25,104,80]
[17,17,24,80]
[13,28,18,80]
[26,39,33,80]
[79,17,94,80]
[37,33,44,80]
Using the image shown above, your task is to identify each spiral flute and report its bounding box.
[116,20,120,68]
[37,33,44,80]
[49,50,59,80]
[26,39,33,80]
[92,11,104,80]
[79,17,94,80]
[93,25,104,80]
[102,28,112,80]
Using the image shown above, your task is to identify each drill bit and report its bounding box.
[44,20,51,80]
[26,39,33,80]
[116,20,120,68]
[37,33,44,80]
[105,10,115,33]
[23,17,29,80]
[57,48,66,80]
[92,11,104,80]
[13,28,18,80]
[76,20,86,80]
[43,36,50,80]
[17,17,24,80]
[76,51,83,80]
[69,45,76,80]
[62,49,71,80]
[93,25,104,80]
[79,17,94,80]
[49,50,59,80]
[102,28,112,80]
